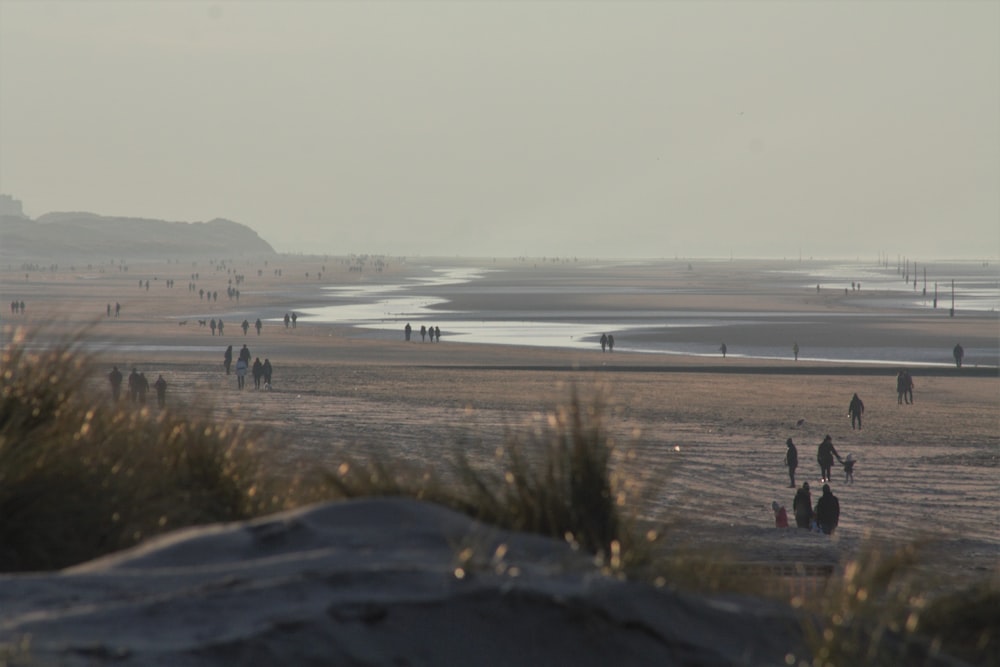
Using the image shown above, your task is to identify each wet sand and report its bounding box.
[2,256,998,579]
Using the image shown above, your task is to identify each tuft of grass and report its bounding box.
[0,327,290,571]
[317,386,658,574]
[798,540,1000,667]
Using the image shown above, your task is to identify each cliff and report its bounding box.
[0,212,276,261]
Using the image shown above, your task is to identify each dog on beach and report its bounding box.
[178,320,187,326]
[198,320,207,327]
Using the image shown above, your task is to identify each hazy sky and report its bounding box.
[1,1,998,259]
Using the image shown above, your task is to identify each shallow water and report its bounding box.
[281,262,999,368]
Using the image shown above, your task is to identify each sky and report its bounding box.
[1,1,998,260]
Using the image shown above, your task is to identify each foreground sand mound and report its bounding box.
[0,498,819,666]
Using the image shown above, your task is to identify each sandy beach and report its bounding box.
[2,256,998,579]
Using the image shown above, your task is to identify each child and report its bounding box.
[772,501,789,528]
[843,454,856,484]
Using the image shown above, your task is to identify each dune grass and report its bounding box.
[0,327,995,664]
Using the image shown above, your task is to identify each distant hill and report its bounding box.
[0,212,276,262]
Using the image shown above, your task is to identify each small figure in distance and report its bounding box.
[291,312,297,328]
[137,372,149,405]
[793,341,799,361]
[128,367,140,402]
[435,326,441,342]
[405,322,412,341]
[772,501,789,528]
[420,325,427,342]
[784,437,798,488]
[903,370,914,404]
[896,370,907,405]
[792,482,813,529]
[601,333,608,352]
[255,318,262,336]
[217,320,224,336]
[817,434,842,483]
[210,318,217,336]
[262,358,273,389]
[224,345,233,375]
[848,393,865,430]
[241,319,250,336]
[108,365,123,402]
[154,374,167,408]
[814,484,840,535]
[235,357,248,390]
[720,342,727,358]
[953,343,964,368]
[843,454,856,484]
[252,357,263,390]
[607,334,615,352]
[284,313,291,329]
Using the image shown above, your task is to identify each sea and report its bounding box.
[281,259,1000,369]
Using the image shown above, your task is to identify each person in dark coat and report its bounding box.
[817,434,842,483]
[814,484,840,535]
[784,438,798,488]
[153,374,167,408]
[953,343,964,368]
[792,482,813,529]
[223,345,233,375]
[128,368,140,403]
[262,358,273,387]
[252,358,263,390]
[108,366,123,402]
[848,393,865,430]
[239,344,251,364]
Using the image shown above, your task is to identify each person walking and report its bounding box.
[236,357,248,390]
[817,435,842,483]
[223,345,233,375]
[784,438,798,488]
[848,393,865,430]
[108,365,123,402]
[262,358,273,387]
[793,342,799,361]
[252,357,263,390]
[405,323,412,341]
[814,484,840,535]
[792,482,813,529]
[153,374,167,408]
[953,343,964,368]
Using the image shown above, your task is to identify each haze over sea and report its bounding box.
[267,259,1000,369]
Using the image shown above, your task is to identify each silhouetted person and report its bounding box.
[405,322,412,341]
[896,370,907,405]
[255,318,262,335]
[291,312,297,328]
[784,438,798,488]
[435,326,441,342]
[128,367,140,403]
[224,345,233,375]
[720,343,727,358]
[903,371,914,404]
[137,372,149,405]
[115,302,120,318]
[241,319,250,336]
[817,435,842,483]
[239,344,251,364]
[236,358,248,390]
[108,366,123,402]
[848,393,864,430]
[814,484,840,535]
[953,343,964,368]
[607,334,615,352]
[600,333,608,352]
[793,482,812,529]
[420,325,427,342]
[211,319,217,336]
[262,358,272,386]
[842,454,856,484]
[154,374,167,408]
[284,313,291,329]
[793,342,799,361]
[217,320,224,336]
[252,357,263,389]
[107,303,111,318]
